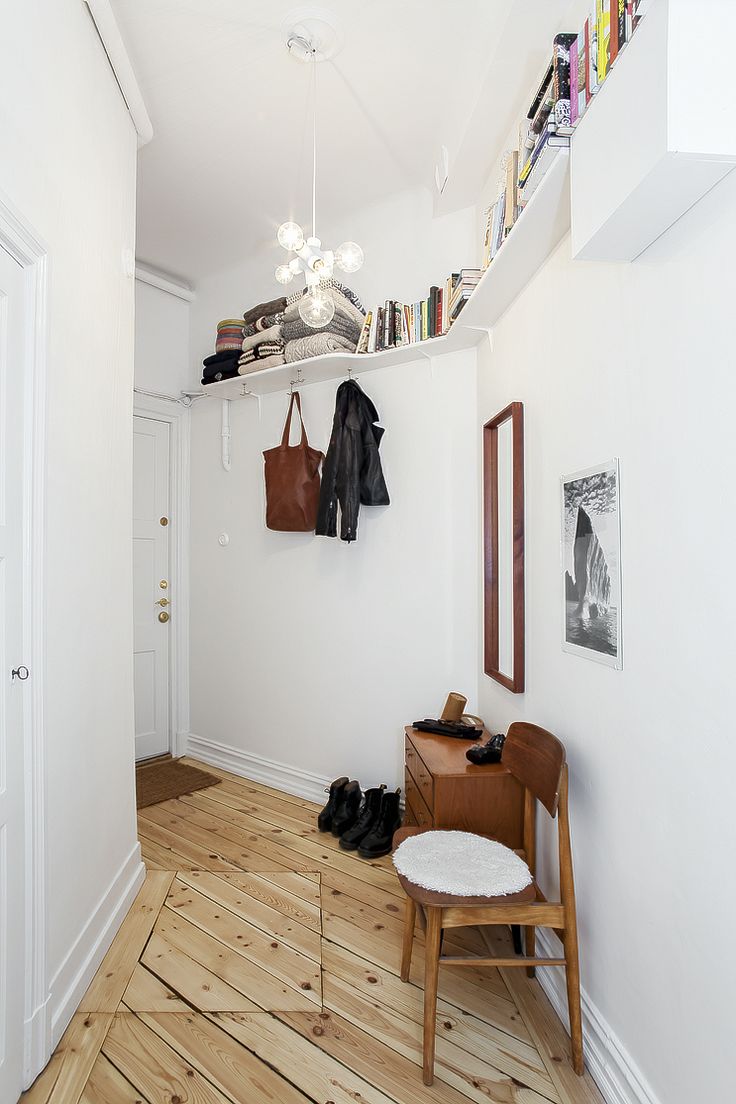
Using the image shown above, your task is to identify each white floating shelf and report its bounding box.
[571,0,736,262]
[203,150,571,399]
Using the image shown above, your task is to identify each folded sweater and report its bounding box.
[239,341,285,363]
[282,315,361,343]
[238,353,285,374]
[285,333,356,362]
[243,296,287,326]
[241,323,282,352]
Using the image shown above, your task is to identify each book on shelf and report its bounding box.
[357,311,372,354]
[504,151,519,233]
[577,26,587,117]
[552,33,578,132]
[597,0,611,83]
[570,37,579,126]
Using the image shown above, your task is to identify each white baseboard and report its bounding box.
[46,842,145,1051]
[535,929,661,1104]
[185,733,331,804]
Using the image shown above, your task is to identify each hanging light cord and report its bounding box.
[311,44,317,239]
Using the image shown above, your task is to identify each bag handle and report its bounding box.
[280,391,308,448]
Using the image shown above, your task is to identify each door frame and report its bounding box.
[132,396,191,758]
[0,190,50,1084]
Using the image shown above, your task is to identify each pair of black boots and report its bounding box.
[318,778,401,858]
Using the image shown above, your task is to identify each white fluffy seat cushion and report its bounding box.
[392,830,533,897]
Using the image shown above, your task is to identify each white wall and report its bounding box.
[134,278,192,395]
[186,185,480,788]
[0,0,140,1066]
[188,349,478,788]
[476,171,736,1104]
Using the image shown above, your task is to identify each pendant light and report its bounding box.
[275,34,363,328]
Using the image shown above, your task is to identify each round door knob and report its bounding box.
[158,611,170,623]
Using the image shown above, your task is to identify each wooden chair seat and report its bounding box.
[393,827,536,907]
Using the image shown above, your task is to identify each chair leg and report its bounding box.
[422,907,442,1087]
[511,924,523,955]
[525,926,536,978]
[562,926,584,1075]
[400,897,416,983]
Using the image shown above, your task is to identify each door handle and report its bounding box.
[12,665,30,681]
[158,611,170,623]
[155,598,170,607]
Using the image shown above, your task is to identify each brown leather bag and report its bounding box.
[263,392,323,532]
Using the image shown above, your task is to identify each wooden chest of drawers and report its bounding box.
[403,726,524,848]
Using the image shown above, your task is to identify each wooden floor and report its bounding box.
[22,758,604,1104]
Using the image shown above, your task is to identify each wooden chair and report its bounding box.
[394,721,583,1085]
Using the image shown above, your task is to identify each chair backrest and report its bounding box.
[502,722,566,817]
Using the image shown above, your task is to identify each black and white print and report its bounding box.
[561,460,622,668]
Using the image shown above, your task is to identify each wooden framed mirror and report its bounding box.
[483,401,525,692]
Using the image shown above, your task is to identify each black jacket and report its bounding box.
[316,379,389,542]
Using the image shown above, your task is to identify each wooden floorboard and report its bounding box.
[23,760,604,1104]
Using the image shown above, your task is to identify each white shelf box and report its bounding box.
[571,0,736,262]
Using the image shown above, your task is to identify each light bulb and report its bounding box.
[277,221,304,252]
[298,290,335,329]
[275,264,293,285]
[335,241,364,273]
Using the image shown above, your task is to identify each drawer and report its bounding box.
[405,735,434,812]
[404,769,432,828]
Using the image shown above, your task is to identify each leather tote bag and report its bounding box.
[263,391,323,532]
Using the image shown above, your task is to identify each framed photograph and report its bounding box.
[561,459,622,668]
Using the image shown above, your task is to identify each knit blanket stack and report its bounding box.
[201,284,366,385]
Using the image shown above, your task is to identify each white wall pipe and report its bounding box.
[221,400,232,471]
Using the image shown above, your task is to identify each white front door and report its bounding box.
[0,245,27,1102]
[133,416,171,760]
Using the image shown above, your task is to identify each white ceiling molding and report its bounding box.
[134,265,195,302]
[83,0,153,147]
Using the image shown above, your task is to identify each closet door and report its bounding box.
[133,416,171,760]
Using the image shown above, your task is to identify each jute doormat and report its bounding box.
[136,756,221,809]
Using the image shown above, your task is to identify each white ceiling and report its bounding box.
[113,0,575,283]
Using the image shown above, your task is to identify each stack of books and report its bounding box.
[356,269,483,354]
[482,1,646,268]
[568,1,643,131]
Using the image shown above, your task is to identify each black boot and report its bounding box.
[358,788,402,859]
[331,780,362,836]
[339,785,386,851]
[317,777,349,832]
